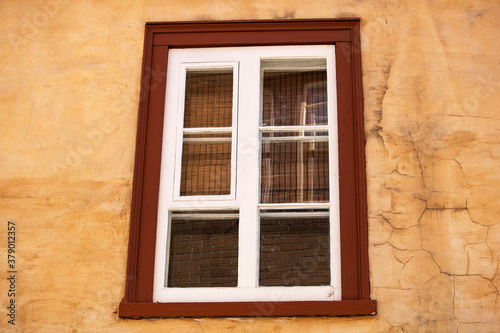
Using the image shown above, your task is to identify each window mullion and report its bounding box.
[236,55,260,288]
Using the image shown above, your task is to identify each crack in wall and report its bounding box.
[377,120,500,327]
[368,3,500,330]
[408,134,432,193]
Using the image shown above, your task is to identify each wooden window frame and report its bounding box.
[119,19,375,318]
[157,45,339,302]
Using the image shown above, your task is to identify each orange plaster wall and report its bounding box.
[1,0,499,331]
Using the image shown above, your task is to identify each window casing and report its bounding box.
[120,19,375,317]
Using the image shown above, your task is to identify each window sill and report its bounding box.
[118,300,377,318]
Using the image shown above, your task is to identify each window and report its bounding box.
[155,45,340,302]
[120,20,375,317]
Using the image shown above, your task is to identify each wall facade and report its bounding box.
[1,0,499,332]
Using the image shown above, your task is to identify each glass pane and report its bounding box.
[261,59,327,127]
[167,211,239,288]
[261,139,329,203]
[180,134,231,196]
[183,69,233,128]
[260,214,330,286]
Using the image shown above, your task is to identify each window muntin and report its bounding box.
[260,58,330,204]
[179,68,235,196]
[155,45,340,303]
[173,63,239,201]
[258,59,333,287]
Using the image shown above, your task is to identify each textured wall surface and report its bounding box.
[1,0,499,332]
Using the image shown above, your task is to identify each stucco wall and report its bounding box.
[1,0,499,332]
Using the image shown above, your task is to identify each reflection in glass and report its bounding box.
[180,134,232,196]
[260,58,329,204]
[261,59,327,127]
[261,138,329,204]
[180,68,234,196]
[183,69,233,128]
[167,211,239,288]
[260,213,330,286]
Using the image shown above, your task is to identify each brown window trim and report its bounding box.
[120,19,375,318]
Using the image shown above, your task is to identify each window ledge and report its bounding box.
[119,300,377,318]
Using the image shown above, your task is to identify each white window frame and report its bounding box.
[173,62,239,201]
[154,45,340,303]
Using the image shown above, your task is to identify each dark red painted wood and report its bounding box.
[134,44,168,302]
[336,41,359,300]
[153,30,351,47]
[147,19,356,30]
[124,37,168,302]
[119,300,376,318]
[351,22,370,300]
[121,19,373,317]
[124,26,154,303]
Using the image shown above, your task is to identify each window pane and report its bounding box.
[260,214,330,286]
[184,69,233,128]
[261,59,327,127]
[167,211,239,288]
[180,134,231,196]
[261,139,329,203]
